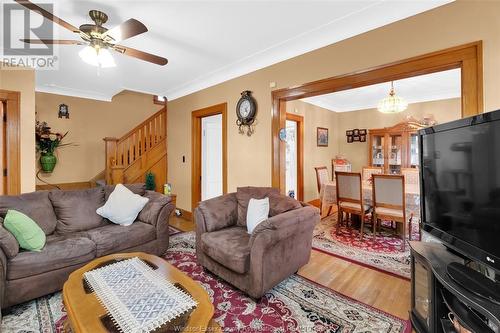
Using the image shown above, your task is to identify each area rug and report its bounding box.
[1,232,410,333]
[169,225,182,235]
[313,215,419,279]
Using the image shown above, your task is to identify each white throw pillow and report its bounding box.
[96,184,149,226]
[246,197,270,234]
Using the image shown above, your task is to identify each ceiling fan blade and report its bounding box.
[103,19,148,42]
[113,45,168,66]
[14,0,80,33]
[20,39,84,45]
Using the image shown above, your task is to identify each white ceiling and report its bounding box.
[3,0,453,101]
[301,68,461,112]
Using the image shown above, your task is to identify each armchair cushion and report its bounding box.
[138,191,172,225]
[268,194,302,217]
[197,193,238,232]
[201,226,251,274]
[0,218,19,259]
[236,187,279,226]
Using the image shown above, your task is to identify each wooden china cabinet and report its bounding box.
[368,120,425,174]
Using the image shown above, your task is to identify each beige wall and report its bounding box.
[337,98,461,171]
[286,100,339,202]
[168,0,500,211]
[0,67,36,193]
[35,91,162,184]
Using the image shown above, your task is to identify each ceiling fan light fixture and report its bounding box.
[78,45,116,68]
[377,81,408,114]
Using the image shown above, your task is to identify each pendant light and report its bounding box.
[377,81,408,114]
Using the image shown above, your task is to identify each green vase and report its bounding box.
[40,153,57,173]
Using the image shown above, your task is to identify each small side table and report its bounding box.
[169,194,177,207]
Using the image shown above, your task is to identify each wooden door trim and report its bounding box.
[285,113,304,201]
[191,103,228,211]
[272,41,483,191]
[0,90,20,195]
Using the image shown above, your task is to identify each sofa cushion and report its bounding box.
[97,184,149,226]
[201,226,251,274]
[138,191,172,225]
[4,210,46,251]
[269,194,302,217]
[104,183,146,201]
[50,187,106,234]
[0,218,19,259]
[0,191,57,235]
[86,222,156,257]
[7,236,96,280]
[236,187,279,226]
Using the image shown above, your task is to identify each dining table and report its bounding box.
[320,180,421,219]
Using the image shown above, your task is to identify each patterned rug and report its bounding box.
[313,215,419,279]
[2,232,410,333]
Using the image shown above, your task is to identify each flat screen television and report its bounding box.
[420,109,500,272]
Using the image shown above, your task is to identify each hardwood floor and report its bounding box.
[169,215,411,320]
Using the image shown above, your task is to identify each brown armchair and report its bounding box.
[194,187,319,299]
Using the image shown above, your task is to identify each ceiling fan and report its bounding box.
[16,0,168,67]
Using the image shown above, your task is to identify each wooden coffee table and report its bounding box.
[63,252,221,333]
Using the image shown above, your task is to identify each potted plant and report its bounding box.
[35,121,73,173]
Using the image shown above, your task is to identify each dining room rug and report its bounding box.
[313,214,419,280]
[1,232,410,333]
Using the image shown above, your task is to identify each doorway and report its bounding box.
[285,113,303,201]
[272,41,483,191]
[201,114,222,200]
[0,90,20,195]
[192,103,227,211]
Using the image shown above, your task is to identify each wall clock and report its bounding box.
[236,90,257,136]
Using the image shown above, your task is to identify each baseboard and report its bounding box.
[177,208,193,221]
[36,181,93,191]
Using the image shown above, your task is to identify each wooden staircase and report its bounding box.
[104,106,167,192]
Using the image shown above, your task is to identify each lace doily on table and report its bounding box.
[84,257,197,333]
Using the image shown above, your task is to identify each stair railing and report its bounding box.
[104,107,167,184]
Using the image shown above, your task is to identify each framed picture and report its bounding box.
[359,135,366,142]
[353,135,360,142]
[347,136,353,143]
[317,127,328,146]
[346,130,353,136]
[353,129,359,136]
[359,129,367,135]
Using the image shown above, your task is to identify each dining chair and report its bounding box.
[315,166,333,217]
[332,159,352,180]
[335,171,372,239]
[401,167,421,241]
[362,166,384,184]
[372,174,407,251]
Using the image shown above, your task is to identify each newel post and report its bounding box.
[110,165,125,185]
[103,137,119,184]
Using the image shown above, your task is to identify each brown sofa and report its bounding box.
[0,183,175,314]
[195,187,319,299]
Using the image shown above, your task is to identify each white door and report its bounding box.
[285,120,298,198]
[201,114,223,200]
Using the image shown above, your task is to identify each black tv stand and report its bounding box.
[447,262,500,306]
[410,241,500,333]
